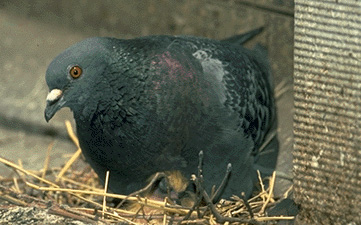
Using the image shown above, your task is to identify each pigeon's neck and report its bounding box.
[72,82,114,124]
[73,82,146,141]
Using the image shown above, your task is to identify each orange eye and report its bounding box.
[69,66,82,79]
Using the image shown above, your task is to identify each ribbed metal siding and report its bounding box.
[294,0,361,224]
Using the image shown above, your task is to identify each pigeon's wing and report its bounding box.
[217,44,275,150]
[163,35,277,154]
[220,27,264,45]
[218,41,279,175]
[182,38,278,197]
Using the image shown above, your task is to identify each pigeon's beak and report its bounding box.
[45,89,65,122]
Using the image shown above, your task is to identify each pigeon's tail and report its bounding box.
[221,26,264,45]
[252,44,269,66]
[267,190,299,224]
[252,43,273,86]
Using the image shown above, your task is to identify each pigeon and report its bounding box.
[44,29,278,201]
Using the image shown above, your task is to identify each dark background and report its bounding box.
[0,0,294,196]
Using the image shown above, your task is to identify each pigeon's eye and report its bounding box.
[69,66,82,79]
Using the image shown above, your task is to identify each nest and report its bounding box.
[0,121,294,224]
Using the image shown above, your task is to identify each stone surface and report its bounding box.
[0,206,104,225]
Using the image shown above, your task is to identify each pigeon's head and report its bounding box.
[45,37,114,122]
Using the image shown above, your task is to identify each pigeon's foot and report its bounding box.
[122,170,196,212]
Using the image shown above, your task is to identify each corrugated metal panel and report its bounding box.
[294,0,361,224]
